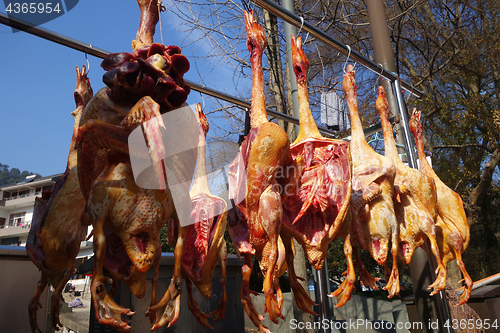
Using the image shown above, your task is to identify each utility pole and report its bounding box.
[282,0,301,137]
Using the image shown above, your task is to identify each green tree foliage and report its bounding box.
[0,163,38,187]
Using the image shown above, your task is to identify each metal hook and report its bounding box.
[374,63,384,93]
[298,17,304,36]
[343,45,352,73]
[199,92,206,110]
[297,17,310,44]
[85,46,91,75]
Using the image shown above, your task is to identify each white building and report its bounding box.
[0,174,93,257]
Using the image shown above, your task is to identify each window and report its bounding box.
[0,218,5,229]
[1,237,20,246]
[19,190,29,198]
[35,187,42,195]
[9,212,25,227]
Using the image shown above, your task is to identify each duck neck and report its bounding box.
[412,126,433,175]
[250,50,269,129]
[345,87,366,142]
[379,110,400,160]
[190,129,210,197]
[294,82,322,143]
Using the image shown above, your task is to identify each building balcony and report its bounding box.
[2,194,38,209]
[0,221,31,238]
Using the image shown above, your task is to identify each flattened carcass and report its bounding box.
[343,65,400,297]
[228,10,301,332]
[409,109,472,304]
[76,1,195,330]
[280,35,353,308]
[173,102,229,328]
[376,88,446,295]
[26,66,92,333]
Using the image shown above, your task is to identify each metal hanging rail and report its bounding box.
[1,12,346,138]
[254,0,424,99]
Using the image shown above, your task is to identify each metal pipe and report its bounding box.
[281,0,301,137]
[313,266,330,333]
[0,12,342,138]
[392,79,418,168]
[0,13,110,58]
[393,78,454,333]
[254,0,424,99]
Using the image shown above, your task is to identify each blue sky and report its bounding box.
[0,0,248,177]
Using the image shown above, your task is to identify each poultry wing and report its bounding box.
[281,35,353,309]
[376,87,446,295]
[227,10,301,333]
[409,109,472,305]
[26,66,92,333]
[343,65,400,297]
[76,0,196,331]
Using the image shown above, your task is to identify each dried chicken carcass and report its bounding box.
[376,87,446,294]
[280,35,353,309]
[227,10,301,333]
[409,109,472,305]
[174,102,228,328]
[26,66,92,333]
[76,1,195,331]
[343,65,400,297]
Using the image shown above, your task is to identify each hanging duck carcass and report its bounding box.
[75,0,196,331]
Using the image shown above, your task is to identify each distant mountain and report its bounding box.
[0,163,39,187]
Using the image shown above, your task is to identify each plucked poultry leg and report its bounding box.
[280,35,353,308]
[409,110,472,305]
[27,66,92,333]
[178,103,229,328]
[376,88,446,294]
[343,65,400,297]
[147,223,186,329]
[227,10,299,331]
[281,232,318,314]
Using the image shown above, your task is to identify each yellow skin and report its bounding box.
[409,109,472,305]
[343,65,400,298]
[27,66,92,333]
[228,10,302,333]
[376,87,446,295]
[280,35,354,309]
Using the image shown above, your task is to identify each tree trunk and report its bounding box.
[263,10,288,132]
[292,239,315,333]
[466,147,500,226]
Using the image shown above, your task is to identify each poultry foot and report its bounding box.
[185,276,213,329]
[92,276,135,332]
[353,241,379,290]
[330,233,356,307]
[211,243,228,321]
[147,224,186,330]
[455,251,473,305]
[240,253,271,333]
[28,274,49,333]
[282,233,317,315]
[146,278,182,330]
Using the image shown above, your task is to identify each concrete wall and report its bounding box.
[0,245,49,333]
[89,253,245,333]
